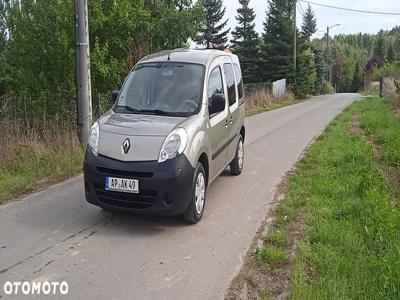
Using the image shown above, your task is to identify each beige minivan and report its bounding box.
[84,49,245,223]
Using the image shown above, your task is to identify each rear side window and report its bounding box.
[234,64,244,102]
[224,63,237,106]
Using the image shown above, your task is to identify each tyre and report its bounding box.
[230,135,244,176]
[183,162,207,224]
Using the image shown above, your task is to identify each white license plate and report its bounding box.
[105,177,139,194]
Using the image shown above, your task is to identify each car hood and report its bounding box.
[97,112,186,162]
[100,112,186,137]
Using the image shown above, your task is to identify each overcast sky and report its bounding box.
[224,0,400,39]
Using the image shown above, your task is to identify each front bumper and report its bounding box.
[84,151,195,216]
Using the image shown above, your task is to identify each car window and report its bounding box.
[208,67,224,100]
[234,64,244,102]
[224,63,237,106]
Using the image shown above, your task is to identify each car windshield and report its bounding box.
[115,62,205,117]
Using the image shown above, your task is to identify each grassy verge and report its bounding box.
[228,97,400,299]
[245,90,303,117]
[289,98,400,299]
[0,129,83,204]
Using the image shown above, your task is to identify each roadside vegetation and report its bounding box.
[227,97,400,299]
[245,90,299,116]
[0,125,83,204]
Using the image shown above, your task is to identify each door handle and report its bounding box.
[229,116,233,124]
[225,119,229,128]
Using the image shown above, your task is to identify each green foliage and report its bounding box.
[374,33,386,59]
[387,43,395,63]
[352,62,363,92]
[194,0,230,48]
[260,0,295,83]
[230,0,260,83]
[300,4,317,42]
[313,48,326,94]
[372,61,400,81]
[322,80,335,94]
[295,47,316,98]
[1,0,201,123]
[331,54,357,93]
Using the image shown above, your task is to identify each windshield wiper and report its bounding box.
[118,106,183,117]
[138,109,181,117]
[119,105,141,113]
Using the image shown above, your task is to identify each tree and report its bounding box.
[260,0,295,83]
[194,0,230,48]
[351,61,362,92]
[374,34,386,59]
[295,46,316,97]
[0,4,6,95]
[2,0,202,122]
[230,0,260,83]
[313,48,326,94]
[301,4,317,42]
[394,37,400,61]
[387,43,395,63]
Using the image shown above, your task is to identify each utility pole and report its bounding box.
[327,26,330,83]
[293,0,297,85]
[75,0,92,148]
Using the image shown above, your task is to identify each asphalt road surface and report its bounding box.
[0,93,360,300]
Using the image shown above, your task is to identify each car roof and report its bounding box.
[139,48,239,66]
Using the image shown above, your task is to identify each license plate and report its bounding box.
[105,177,139,194]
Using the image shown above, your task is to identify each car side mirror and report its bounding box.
[208,93,226,115]
[112,90,120,104]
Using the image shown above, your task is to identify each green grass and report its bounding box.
[254,97,400,299]
[256,246,289,267]
[358,99,400,171]
[286,98,400,299]
[0,145,83,204]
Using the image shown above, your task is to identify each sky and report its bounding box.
[223,0,400,39]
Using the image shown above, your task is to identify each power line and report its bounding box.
[298,2,305,17]
[298,1,305,15]
[300,0,400,16]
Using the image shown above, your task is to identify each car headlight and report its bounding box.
[158,128,188,163]
[88,122,99,156]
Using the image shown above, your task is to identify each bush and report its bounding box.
[323,80,335,94]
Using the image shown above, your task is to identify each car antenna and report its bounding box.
[167,49,171,61]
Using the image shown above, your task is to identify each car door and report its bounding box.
[223,58,240,162]
[207,61,229,181]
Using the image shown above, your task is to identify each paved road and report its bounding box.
[0,93,359,300]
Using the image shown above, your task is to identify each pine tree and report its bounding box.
[374,34,386,59]
[313,48,326,94]
[351,61,362,92]
[230,0,260,83]
[295,40,316,97]
[260,0,295,83]
[301,4,317,42]
[194,0,230,49]
[387,43,395,63]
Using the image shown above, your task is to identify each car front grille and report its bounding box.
[96,166,154,179]
[93,183,157,210]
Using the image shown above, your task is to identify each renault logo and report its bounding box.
[122,139,131,154]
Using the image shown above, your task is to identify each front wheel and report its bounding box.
[183,162,207,224]
[230,135,244,176]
